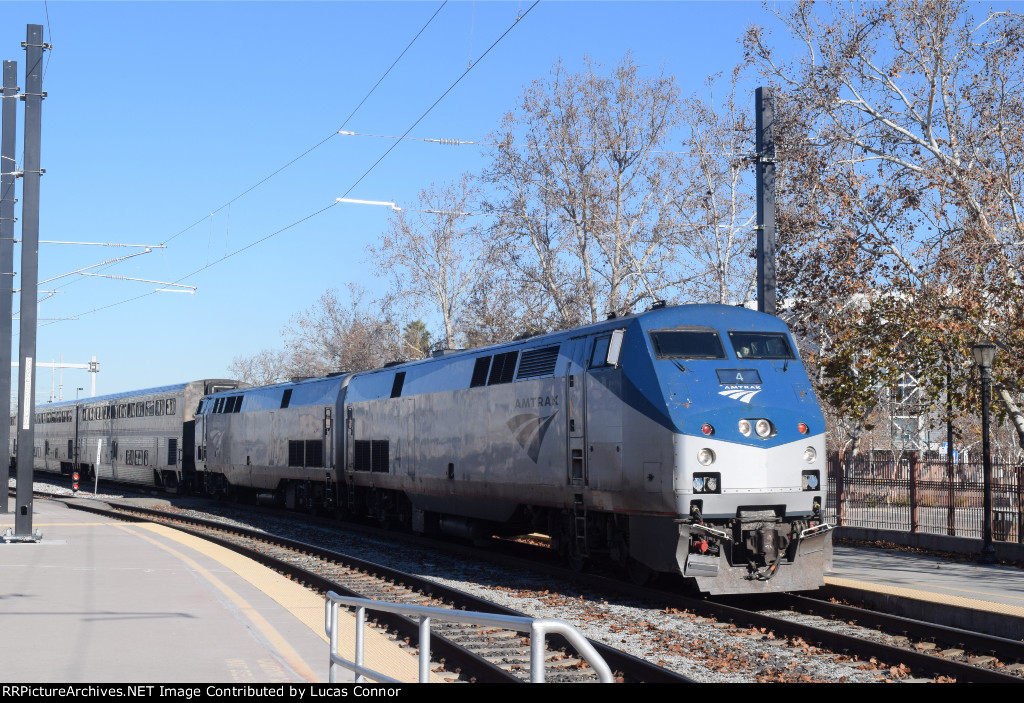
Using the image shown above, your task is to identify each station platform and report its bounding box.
[826,544,1024,640]
[0,498,440,684]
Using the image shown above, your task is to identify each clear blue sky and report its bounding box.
[0,0,777,403]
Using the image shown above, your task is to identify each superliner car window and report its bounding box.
[650,329,727,360]
[728,331,796,360]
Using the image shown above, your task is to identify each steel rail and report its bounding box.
[770,592,1024,667]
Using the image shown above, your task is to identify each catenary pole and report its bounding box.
[0,60,16,515]
[12,25,46,539]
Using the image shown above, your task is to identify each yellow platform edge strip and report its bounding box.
[122,523,445,683]
[826,575,1024,618]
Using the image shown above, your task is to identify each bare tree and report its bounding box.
[670,71,758,304]
[484,53,693,327]
[227,348,290,386]
[746,0,1024,447]
[370,175,495,350]
[283,284,404,375]
[457,261,552,347]
[227,286,414,384]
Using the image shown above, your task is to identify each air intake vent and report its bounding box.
[371,440,389,473]
[517,345,559,379]
[354,440,371,471]
[470,356,491,388]
[488,351,519,385]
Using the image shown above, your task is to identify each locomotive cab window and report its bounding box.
[590,336,611,368]
[728,331,796,360]
[590,330,624,369]
[650,329,726,360]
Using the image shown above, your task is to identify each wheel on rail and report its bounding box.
[627,558,654,586]
[567,550,587,572]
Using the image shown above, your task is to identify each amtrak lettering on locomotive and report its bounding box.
[194,303,832,595]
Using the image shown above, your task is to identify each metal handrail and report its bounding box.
[324,591,614,683]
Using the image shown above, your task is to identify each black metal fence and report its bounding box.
[826,453,1024,542]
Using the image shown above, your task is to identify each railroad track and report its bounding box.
[27,485,1024,682]
[412,511,1024,682]
[754,592,1024,678]
[55,496,693,684]
[684,593,1024,683]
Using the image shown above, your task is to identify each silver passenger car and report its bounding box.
[22,379,242,491]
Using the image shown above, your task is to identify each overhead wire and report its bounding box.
[48,1,540,326]
[337,129,755,158]
[337,1,539,200]
[345,200,754,231]
[161,1,448,248]
[37,2,450,308]
[43,0,53,80]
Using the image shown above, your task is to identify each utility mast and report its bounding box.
[0,60,15,515]
[10,25,47,542]
[755,86,777,317]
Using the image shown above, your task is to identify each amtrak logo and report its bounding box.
[719,385,762,403]
[507,411,559,463]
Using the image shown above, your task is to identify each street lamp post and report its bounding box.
[972,341,998,564]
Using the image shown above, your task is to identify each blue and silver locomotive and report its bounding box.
[196,303,832,595]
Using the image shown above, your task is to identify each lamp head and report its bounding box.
[972,341,997,368]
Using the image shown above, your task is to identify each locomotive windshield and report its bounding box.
[728,331,796,360]
[650,329,726,360]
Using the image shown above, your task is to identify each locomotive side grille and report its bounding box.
[371,440,389,473]
[305,439,324,467]
[288,440,305,467]
[488,351,519,385]
[516,345,559,379]
[370,440,389,472]
[167,438,178,466]
[354,440,371,471]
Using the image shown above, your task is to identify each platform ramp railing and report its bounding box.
[324,590,614,683]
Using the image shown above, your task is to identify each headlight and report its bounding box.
[755,419,772,437]
[803,446,817,463]
[738,419,751,436]
[697,448,716,466]
[692,472,721,494]
[802,470,820,491]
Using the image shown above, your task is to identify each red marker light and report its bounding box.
[798,422,809,435]
[701,423,714,436]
